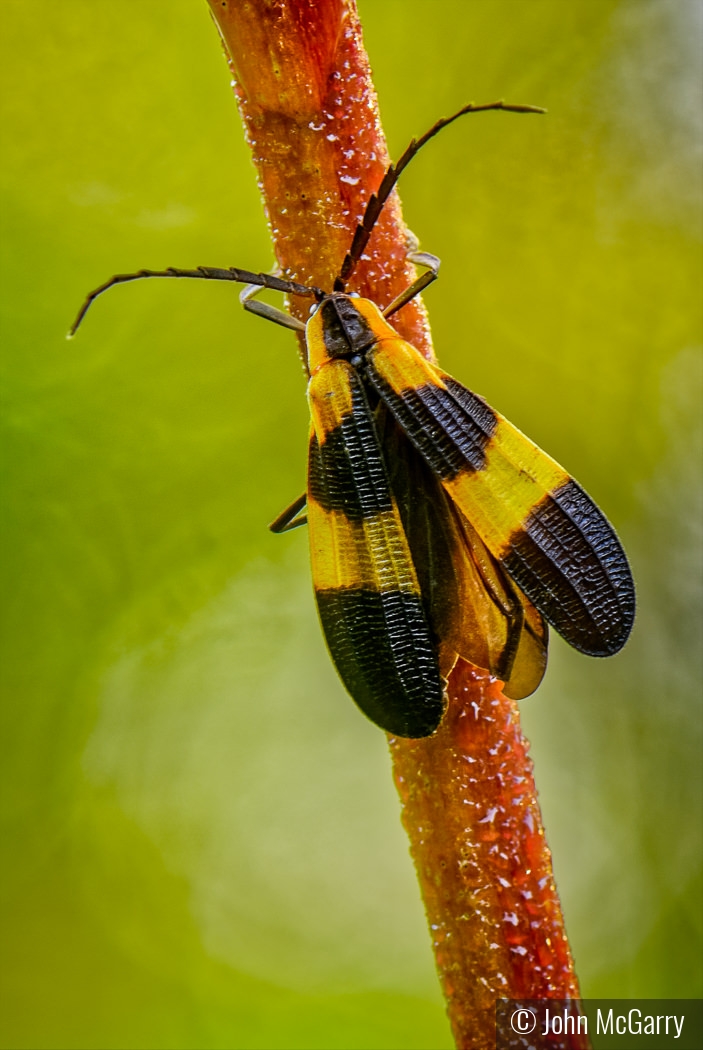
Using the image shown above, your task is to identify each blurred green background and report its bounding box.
[1,1,701,1047]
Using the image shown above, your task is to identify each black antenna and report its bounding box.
[333,99,545,293]
[70,100,544,336]
[69,265,320,337]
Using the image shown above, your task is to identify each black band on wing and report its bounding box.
[502,479,635,655]
[315,588,445,737]
[308,373,395,521]
[366,366,498,479]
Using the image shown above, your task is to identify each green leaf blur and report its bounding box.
[1,1,700,1047]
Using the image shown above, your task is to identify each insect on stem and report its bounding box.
[65,93,634,738]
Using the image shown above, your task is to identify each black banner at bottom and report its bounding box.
[495,999,703,1050]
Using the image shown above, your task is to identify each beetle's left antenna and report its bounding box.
[333,99,545,293]
[68,266,319,337]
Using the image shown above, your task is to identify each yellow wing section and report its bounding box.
[376,404,547,698]
[367,334,635,657]
[306,356,446,737]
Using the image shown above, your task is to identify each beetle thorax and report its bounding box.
[306,293,401,375]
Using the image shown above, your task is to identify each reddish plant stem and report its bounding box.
[206,2,588,1047]
[207,0,431,358]
[391,664,587,1048]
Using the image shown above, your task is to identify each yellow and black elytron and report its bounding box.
[71,101,635,739]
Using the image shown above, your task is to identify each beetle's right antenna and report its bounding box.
[68,265,320,337]
[333,99,545,293]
